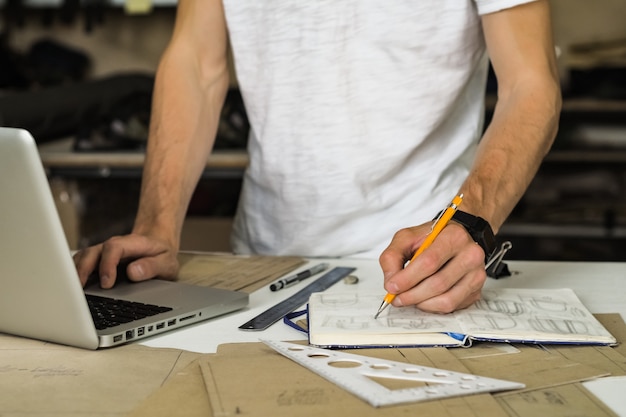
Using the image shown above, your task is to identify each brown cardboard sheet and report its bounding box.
[496,382,620,417]
[127,315,626,417]
[200,341,510,417]
[127,358,211,417]
[0,334,200,417]
[450,314,626,388]
[453,314,626,417]
[176,252,305,293]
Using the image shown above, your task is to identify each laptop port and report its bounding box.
[113,334,123,343]
[125,330,134,340]
[179,314,196,322]
[137,327,145,336]
[156,322,165,330]
[147,325,154,332]
[167,319,177,326]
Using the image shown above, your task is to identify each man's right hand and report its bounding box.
[73,234,180,289]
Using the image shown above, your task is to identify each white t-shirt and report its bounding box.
[222,0,535,258]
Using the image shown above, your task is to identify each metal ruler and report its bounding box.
[238,266,355,331]
[263,339,525,407]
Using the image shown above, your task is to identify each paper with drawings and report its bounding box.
[456,288,616,340]
[307,288,616,347]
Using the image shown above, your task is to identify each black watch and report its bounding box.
[448,210,497,262]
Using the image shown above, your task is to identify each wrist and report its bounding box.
[132,219,181,252]
[452,210,496,262]
[436,209,497,262]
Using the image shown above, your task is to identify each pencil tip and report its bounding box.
[374,301,388,319]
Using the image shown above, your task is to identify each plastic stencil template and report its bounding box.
[263,339,524,407]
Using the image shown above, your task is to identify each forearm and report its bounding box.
[133,59,229,248]
[132,0,230,248]
[460,76,561,232]
[459,0,562,233]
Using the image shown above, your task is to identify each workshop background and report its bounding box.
[1,0,625,261]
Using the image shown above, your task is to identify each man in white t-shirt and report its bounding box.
[74,0,561,313]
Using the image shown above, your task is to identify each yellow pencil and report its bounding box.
[374,193,464,319]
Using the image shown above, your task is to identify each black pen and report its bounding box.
[269,263,330,292]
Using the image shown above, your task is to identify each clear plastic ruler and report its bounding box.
[263,339,525,407]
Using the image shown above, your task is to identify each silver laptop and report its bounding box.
[0,127,248,349]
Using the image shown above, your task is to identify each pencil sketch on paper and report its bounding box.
[313,293,459,333]
[457,288,607,337]
[321,314,447,331]
[307,288,616,347]
[311,288,611,338]
[473,299,525,316]
[528,317,591,335]
[463,313,518,331]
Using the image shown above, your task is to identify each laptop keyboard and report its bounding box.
[86,294,173,330]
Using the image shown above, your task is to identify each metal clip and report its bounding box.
[485,241,512,279]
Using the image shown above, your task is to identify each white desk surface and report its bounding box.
[141,259,626,354]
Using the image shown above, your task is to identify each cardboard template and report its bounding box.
[0,335,200,416]
[176,252,305,293]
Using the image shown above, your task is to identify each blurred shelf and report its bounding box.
[500,223,626,239]
[485,95,626,113]
[39,138,248,179]
[0,0,176,6]
[544,150,626,163]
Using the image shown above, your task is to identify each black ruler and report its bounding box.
[238,266,356,331]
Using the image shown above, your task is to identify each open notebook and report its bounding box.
[307,288,617,348]
[0,127,249,349]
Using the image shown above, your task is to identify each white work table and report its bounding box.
[138,259,626,416]
[141,259,626,354]
[2,259,624,417]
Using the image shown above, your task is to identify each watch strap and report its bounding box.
[447,210,497,262]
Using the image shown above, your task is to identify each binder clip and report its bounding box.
[486,241,512,279]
